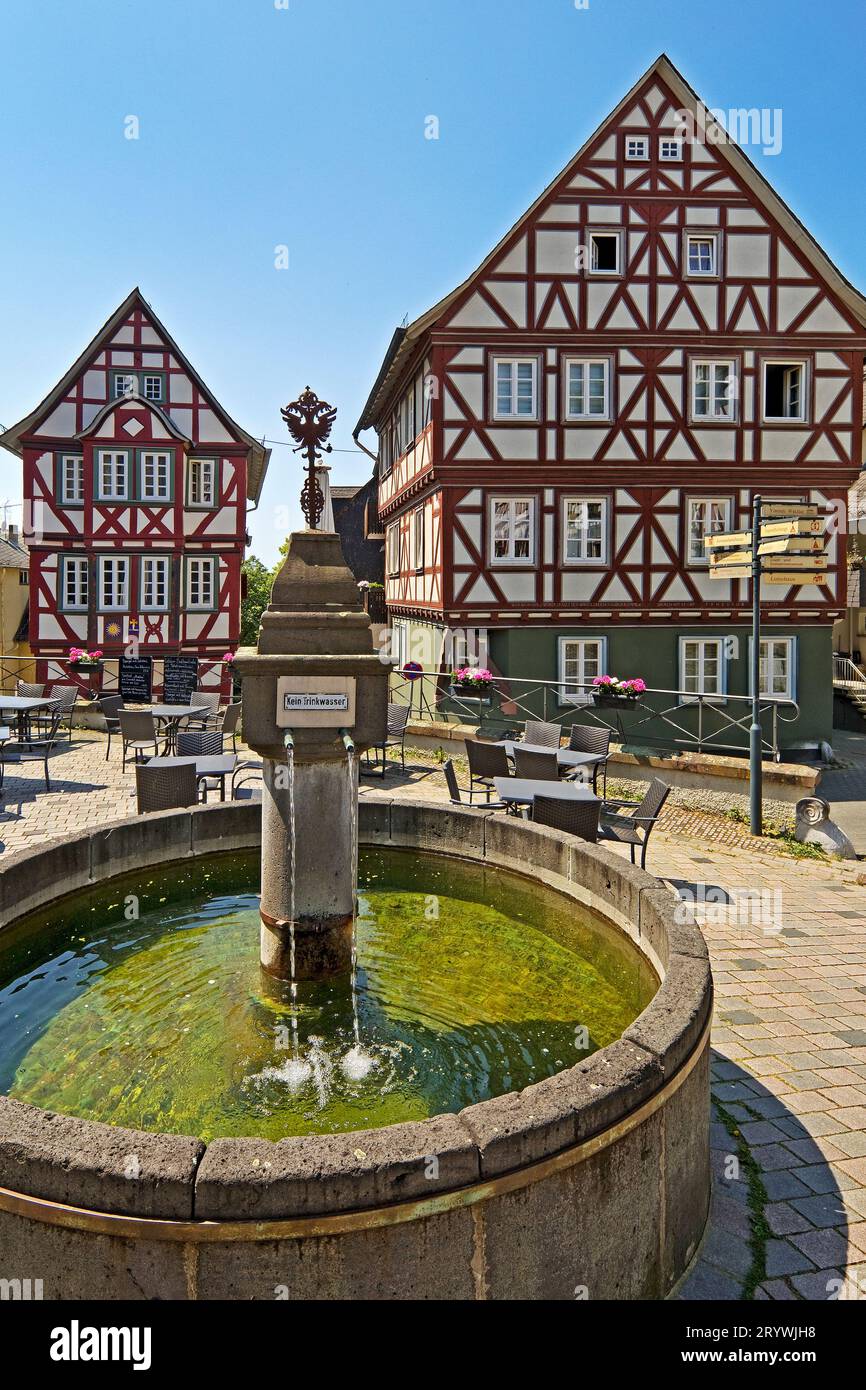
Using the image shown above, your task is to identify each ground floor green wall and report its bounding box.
[391,618,832,754]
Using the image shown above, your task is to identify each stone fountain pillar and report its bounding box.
[233,531,388,979]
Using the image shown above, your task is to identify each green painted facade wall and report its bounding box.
[391,617,832,752]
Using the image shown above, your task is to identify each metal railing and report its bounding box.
[832,653,866,688]
[389,669,799,762]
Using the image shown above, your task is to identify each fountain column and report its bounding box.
[234,528,388,981]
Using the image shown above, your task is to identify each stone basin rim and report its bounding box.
[0,798,712,1227]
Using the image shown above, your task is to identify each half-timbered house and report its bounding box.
[0,289,269,695]
[355,55,866,747]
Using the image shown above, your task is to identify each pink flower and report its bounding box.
[222,652,236,664]
[592,674,614,687]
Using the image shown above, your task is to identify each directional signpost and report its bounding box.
[705,497,830,836]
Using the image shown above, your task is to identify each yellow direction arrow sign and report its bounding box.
[757,536,826,555]
[762,572,829,585]
[705,530,753,550]
[759,503,822,519]
[762,555,828,571]
[760,517,826,538]
[710,551,828,569]
[707,566,752,580]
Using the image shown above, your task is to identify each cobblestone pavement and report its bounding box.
[2,730,866,1300]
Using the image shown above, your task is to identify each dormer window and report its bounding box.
[625,136,649,160]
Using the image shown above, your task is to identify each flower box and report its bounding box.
[592,690,640,706]
[68,659,102,672]
[449,684,492,705]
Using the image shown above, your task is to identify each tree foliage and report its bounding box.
[239,556,276,647]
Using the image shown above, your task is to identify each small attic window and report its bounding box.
[625,136,649,160]
[113,373,137,398]
[659,138,682,161]
[588,232,621,275]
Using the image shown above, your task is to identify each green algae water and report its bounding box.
[0,849,656,1141]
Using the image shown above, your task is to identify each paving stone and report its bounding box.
[790,1193,853,1228]
[762,1170,814,1202]
[790,1228,850,1268]
[765,1202,815,1237]
[677,1261,743,1301]
[790,1269,844,1301]
[764,1239,817,1277]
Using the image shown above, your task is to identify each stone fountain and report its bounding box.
[233,390,388,978]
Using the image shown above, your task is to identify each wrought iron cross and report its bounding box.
[280,387,337,529]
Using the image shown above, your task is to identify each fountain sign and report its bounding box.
[276,674,356,727]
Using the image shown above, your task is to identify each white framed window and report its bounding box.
[386,522,400,576]
[562,498,608,563]
[625,136,649,160]
[659,137,682,161]
[493,357,538,419]
[60,454,85,504]
[412,506,424,571]
[98,556,129,611]
[96,450,129,501]
[189,457,216,507]
[686,233,719,277]
[140,556,170,611]
[763,361,808,422]
[750,637,796,701]
[185,556,216,610]
[587,230,622,275]
[558,636,607,706]
[391,618,409,670]
[564,358,610,419]
[142,374,163,402]
[691,360,736,421]
[61,556,88,611]
[113,372,137,398]
[679,637,726,702]
[139,450,172,501]
[687,497,733,566]
[402,389,416,448]
[490,497,535,565]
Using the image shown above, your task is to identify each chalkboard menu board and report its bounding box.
[163,656,199,705]
[119,655,153,703]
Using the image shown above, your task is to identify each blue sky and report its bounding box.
[1,0,864,564]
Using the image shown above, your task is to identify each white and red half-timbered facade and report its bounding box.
[1,289,269,696]
[355,55,866,747]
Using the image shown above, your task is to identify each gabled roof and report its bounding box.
[0,288,271,502]
[355,52,866,433]
[0,535,28,570]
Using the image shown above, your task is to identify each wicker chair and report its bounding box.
[182,690,222,731]
[568,724,612,795]
[45,683,79,743]
[523,720,562,749]
[598,778,670,870]
[16,681,45,698]
[97,694,124,761]
[465,738,510,803]
[363,702,410,777]
[119,709,159,769]
[218,702,241,753]
[176,729,225,757]
[135,761,199,815]
[532,795,601,843]
[513,747,559,781]
[1,707,66,791]
[443,758,507,810]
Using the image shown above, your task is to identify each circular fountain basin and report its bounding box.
[0,849,656,1141]
[0,799,712,1300]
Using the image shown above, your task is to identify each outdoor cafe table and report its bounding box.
[493,776,600,812]
[497,739,604,778]
[0,695,57,740]
[147,703,209,753]
[146,753,236,801]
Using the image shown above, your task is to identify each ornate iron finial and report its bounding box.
[281,387,337,529]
